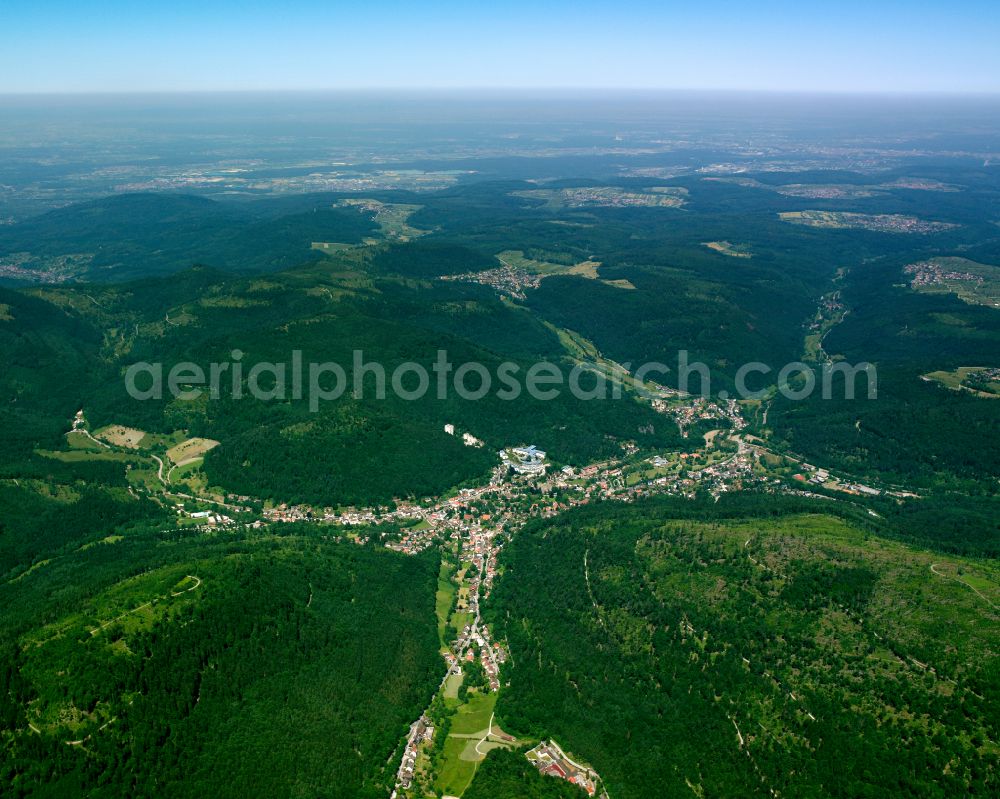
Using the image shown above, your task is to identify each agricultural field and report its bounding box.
[704,175,962,197]
[512,186,686,210]
[774,183,884,198]
[93,424,147,449]
[779,210,959,233]
[198,295,268,309]
[879,177,962,192]
[310,241,355,253]
[702,177,885,199]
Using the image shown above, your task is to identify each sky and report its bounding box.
[2,0,999,94]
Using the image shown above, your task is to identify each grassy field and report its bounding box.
[803,331,823,360]
[703,240,752,258]
[166,436,220,464]
[548,324,600,361]
[451,610,474,634]
[443,671,463,700]
[49,424,220,491]
[434,690,503,797]
[65,430,104,450]
[168,458,210,490]
[449,691,497,735]
[545,323,648,395]
[495,249,587,275]
[436,559,457,649]
[310,241,354,253]
[128,462,164,491]
[37,448,133,463]
[494,248,632,286]
[136,428,189,450]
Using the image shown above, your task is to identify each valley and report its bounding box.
[1,96,998,798]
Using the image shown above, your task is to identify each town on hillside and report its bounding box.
[64,389,918,799]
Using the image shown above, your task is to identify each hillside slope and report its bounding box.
[489,498,1000,798]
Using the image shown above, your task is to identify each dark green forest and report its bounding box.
[464,747,585,799]
[1,528,442,798]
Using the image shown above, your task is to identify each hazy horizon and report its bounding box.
[3,1,1000,94]
[3,88,1000,98]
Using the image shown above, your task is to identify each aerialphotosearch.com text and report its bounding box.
[125,349,877,411]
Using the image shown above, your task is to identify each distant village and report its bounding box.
[440,263,541,300]
[905,260,984,288]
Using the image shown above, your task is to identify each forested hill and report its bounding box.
[487,497,1000,798]
[1,251,682,511]
[0,528,443,798]
[0,193,380,281]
